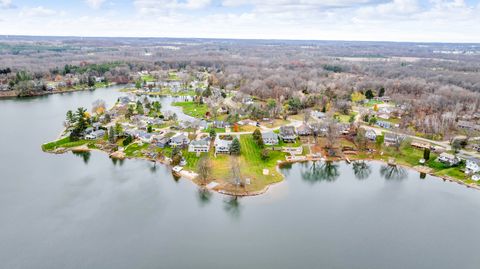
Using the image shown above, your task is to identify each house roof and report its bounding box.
[280,126,296,135]
[262,131,278,140]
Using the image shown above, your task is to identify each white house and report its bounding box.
[215,139,232,154]
[466,158,480,174]
[170,133,190,148]
[279,126,297,143]
[438,153,460,166]
[188,138,210,153]
[262,131,279,146]
[365,129,377,141]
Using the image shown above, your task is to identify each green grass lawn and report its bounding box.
[363,99,384,107]
[168,72,180,81]
[172,101,208,118]
[124,142,149,157]
[141,74,156,82]
[42,137,90,151]
[206,134,287,193]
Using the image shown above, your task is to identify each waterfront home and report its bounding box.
[188,138,211,153]
[472,174,480,181]
[214,139,232,154]
[85,129,105,140]
[466,158,480,174]
[262,131,279,146]
[365,129,377,140]
[438,152,460,166]
[137,131,152,143]
[279,126,297,142]
[169,133,190,148]
[119,96,132,105]
[376,120,391,129]
[384,132,400,146]
[297,123,312,136]
[152,135,170,148]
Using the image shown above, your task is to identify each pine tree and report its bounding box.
[230,137,241,155]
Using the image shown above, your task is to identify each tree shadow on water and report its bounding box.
[72,151,91,164]
[197,187,212,207]
[301,161,340,184]
[223,196,241,219]
[352,161,372,180]
[380,165,407,181]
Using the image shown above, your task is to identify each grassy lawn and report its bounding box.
[42,137,90,151]
[141,74,156,82]
[336,112,357,123]
[172,101,208,118]
[206,127,226,134]
[168,72,180,81]
[262,119,291,128]
[363,99,384,107]
[124,142,149,158]
[207,134,287,193]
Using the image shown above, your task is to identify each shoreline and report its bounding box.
[43,144,480,196]
[0,83,121,99]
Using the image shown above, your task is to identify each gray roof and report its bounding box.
[262,131,278,140]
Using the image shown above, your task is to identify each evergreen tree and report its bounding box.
[365,89,374,99]
[423,148,431,161]
[108,126,116,143]
[229,138,241,155]
[378,87,385,97]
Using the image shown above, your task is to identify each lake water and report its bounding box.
[1,87,480,269]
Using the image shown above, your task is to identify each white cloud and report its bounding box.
[20,6,57,17]
[0,0,479,42]
[134,0,211,14]
[0,0,14,9]
[85,0,106,9]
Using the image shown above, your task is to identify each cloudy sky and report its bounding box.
[0,0,479,42]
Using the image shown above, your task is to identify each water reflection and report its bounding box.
[111,157,125,166]
[223,196,241,219]
[72,151,91,164]
[352,161,372,180]
[380,165,407,180]
[197,187,212,206]
[300,161,339,183]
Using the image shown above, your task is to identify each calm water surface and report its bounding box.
[1,87,480,269]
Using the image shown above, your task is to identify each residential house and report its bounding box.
[338,123,350,135]
[279,126,297,143]
[376,121,391,129]
[437,153,460,166]
[188,138,211,153]
[262,131,279,146]
[85,130,105,140]
[297,123,312,136]
[152,135,170,148]
[215,138,233,154]
[169,133,190,148]
[212,120,226,129]
[384,132,400,146]
[311,110,326,120]
[365,129,377,141]
[466,158,480,174]
[137,131,152,143]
